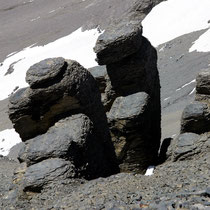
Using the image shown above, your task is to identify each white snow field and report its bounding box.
[190,28,210,52]
[0,129,21,156]
[142,0,210,51]
[0,28,101,101]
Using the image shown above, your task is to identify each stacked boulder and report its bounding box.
[8,58,118,192]
[181,68,210,134]
[166,68,210,162]
[93,17,161,173]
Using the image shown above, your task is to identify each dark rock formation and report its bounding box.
[88,65,107,94]
[94,19,142,65]
[94,18,161,173]
[22,158,76,192]
[196,68,210,97]
[8,58,119,193]
[108,92,158,172]
[181,101,210,134]
[8,58,109,145]
[18,114,93,166]
[18,114,117,179]
[181,68,210,134]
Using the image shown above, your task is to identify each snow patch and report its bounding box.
[176,79,196,91]
[164,97,171,101]
[145,166,155,176]
[30,16,40,22]
[189,28,210,52]
[189,87,196,95]
[0,28,101,100]
[0,129,22,156]
[171,134,177,138]
[142,0,210,47]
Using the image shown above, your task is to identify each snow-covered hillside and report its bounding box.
[1,0,210,156]
[142,0,210,51]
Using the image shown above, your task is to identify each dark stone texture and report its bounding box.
[166,132,210,162]
[94,19,142,65]
[9,58,118,180]
[22,158,75,192]
[7,142,25,162]
[105,37,159,98]
[18,114,117,179]
[26,57,66,88]
[196,68,210,96]
[108,92,149,120]
[172,133,200,161]
[181,101,210,134]
[108,92,159,173]
[18,114,93,166]
[102,37,161,173]
[8,59,111,148]
[88,65,107,93]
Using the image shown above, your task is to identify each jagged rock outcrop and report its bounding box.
[108,92,157,172]
[8,58,119,192]
[22,158,76,192]
[94,16,161,173]
[94,19,142,65]
[165,132,210,162]
[181,68,210,134]
[9,58,110,143]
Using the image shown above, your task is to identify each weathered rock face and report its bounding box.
[108,92,158,172]
[9,58,110,143]
[181,102,210,134]
[94,19,142,65]
[18,114,117,179]
[8,58,119,192]
[22,158,76,192]
[181,68,210,134]
[196,69,210,98]
[18,114,93,166]
[94,16,161,173]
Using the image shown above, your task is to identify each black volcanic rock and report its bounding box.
[26,57,66,88]
[101,37,161,172]
[9,59,110,145]
[106,37,159,97]
[181,101,210,134]
[108,92,157,173]
[172,133,200,161]
[18,114,117,179]
[166,132,210,162]
[22,158,75,192]
[9,58,118,181]
[18,114,93,166]
[196,68,210,98]
[88,65,107,93]
[94,19,142,65]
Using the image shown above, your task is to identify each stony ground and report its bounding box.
[0,147,209,209]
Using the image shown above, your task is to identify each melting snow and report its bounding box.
[0,27,101,101]
[176,79,196,91]
[145,166,155,176]
[189,87,196,95]
[164,97,171,101]
[189,28,210,52]
[0,129,21,156]
[30,16,41,22]
[142,0,210,47]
